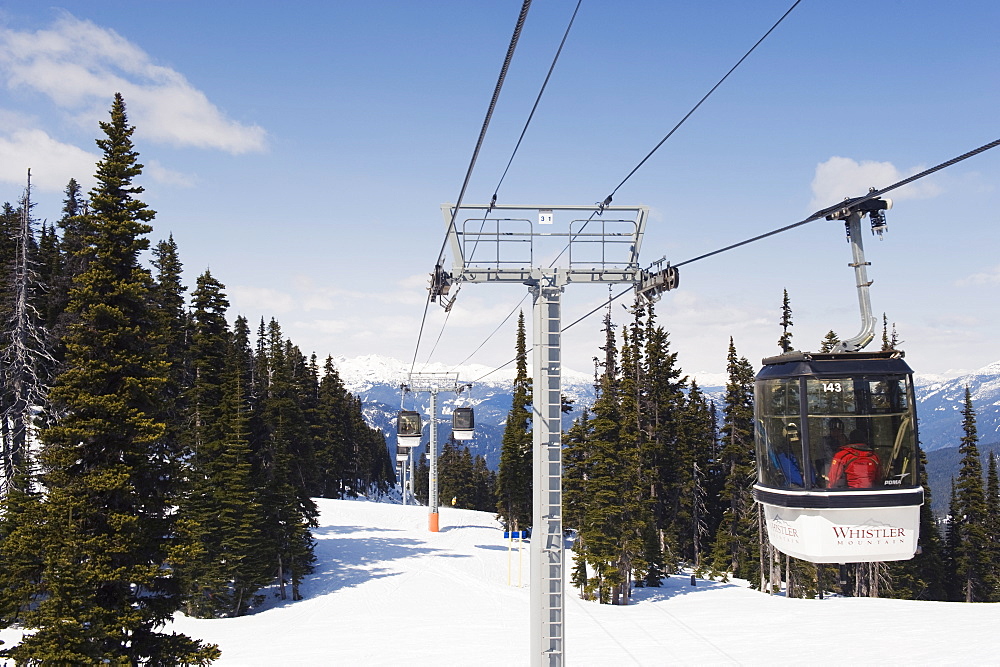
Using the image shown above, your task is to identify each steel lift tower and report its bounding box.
[431,204,677,666]
[407,372,469,532]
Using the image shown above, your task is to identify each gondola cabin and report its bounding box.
[452,407,475,440]
[753,351,923,563]
[397,410,423,448]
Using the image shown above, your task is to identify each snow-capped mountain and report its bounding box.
[914,360,1000,451]
[332,355,1000,469]
[329,355,596,469]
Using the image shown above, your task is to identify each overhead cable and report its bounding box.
[437,1,581,371]
[491,0,582,203]
[673,137,1000,268]
[433,0,533,269]
[567,138,1000,335]
[602,0,802,207]
[411,0,533,376]
[549,0,801,267]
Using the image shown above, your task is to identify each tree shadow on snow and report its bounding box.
[284,526,473,601]
[437,524,481,533]
[628,573,741,603]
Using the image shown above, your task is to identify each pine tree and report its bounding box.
[984,453,1000,601]
[34,221,62,338]
[0,466,44,628]
[952,387,990,602]
[887,447,947,600]
[638,303,687,578]
[45,178,90,362]
[570,310,650,604]
[256,319,318,602]
[710,338,759,583]
[315,357,352,498]
[777,289,793,353]
[174,308,272,618]
[496,311,532,531]
[818,330,840,353]
[943,479,961,601]
[618,303,655,590]
[0,94,218,663]
[878,314,902,352]
[682,382,715,573]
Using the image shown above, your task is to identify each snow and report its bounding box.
[3,498,999,665]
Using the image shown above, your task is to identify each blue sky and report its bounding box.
[1,1,998,381]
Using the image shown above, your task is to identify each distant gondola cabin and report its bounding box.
[452,407,474,440]
[397,410,422,448]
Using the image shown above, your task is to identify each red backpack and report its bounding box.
[830,447,881,488]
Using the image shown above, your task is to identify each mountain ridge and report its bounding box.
[331,355,1000,470]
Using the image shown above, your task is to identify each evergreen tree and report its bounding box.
[435,436,493,511]
[34,221,62,337]
[174,307,271,618]
[571,310,649,604]
[638,304,687,578]
[887,447,947,600]
[777,289,793,353]
[0,94,218,663]
[952,387,990,602]
[496,311,532,531]
[985,453,1000,601]
[47,178,91,361]
[315,357,352,498]
[682,382,715,573]
[709,338,759,583]
[150,236,190,399]
[943,479,961,601]
[818,330,840,353]
[256,319,318,602]
[0,467,44,629]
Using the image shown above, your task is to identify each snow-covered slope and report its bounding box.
[5,498,995,664]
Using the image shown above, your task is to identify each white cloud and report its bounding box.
[0,127,98,191]
[228,285,297,316]
[809,156,942,211]
[956,264,1000,287]
[0,14,266,154]
[145,159,195,188]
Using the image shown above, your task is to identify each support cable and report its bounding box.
[434,0,533,269]
[601,0,802,207]
[492,0,582,203]
[570,138,1000,334]
[672,137,1000,268]
[467,0,582,266]
[411,0,533,376]
[431,1,578,371]
[548,0,801,269]
[435,1,796,368]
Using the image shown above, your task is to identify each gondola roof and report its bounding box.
[757,350,913,380]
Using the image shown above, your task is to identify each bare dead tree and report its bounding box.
[1,171,54,498]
